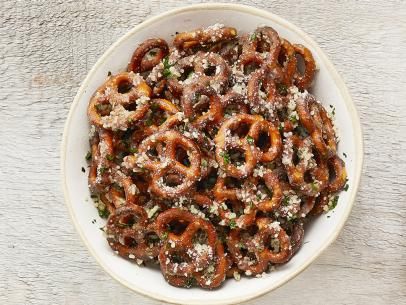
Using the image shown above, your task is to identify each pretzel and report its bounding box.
[277,38,297,86]
[296,94,337,159]
[282,135,329,196]
[128,38,169,73]
[326,155,347,192]
[227,217,292,275]
[215,114,281,178]
[129,130,201,197]
[87,72,152,130]
[155,208,227,288]
[292,44,316,90]
[106,205,160,261]
[181,84,224,130]
[174,25,237,50]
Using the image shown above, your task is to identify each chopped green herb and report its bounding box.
[99,167,107,175]
[90,194,98,199]
[343,152,347,158]
[246,136,255,144]
[329,196,339,211]
[289,114,298,124]
[129,147,138,154]
[106,154,114,161]
[85,151,92,161]
[276,83,288,95]
[279,123,284,133]
[149,50,157,57]
[161,232,168,240]
[311,182,319,192]
[162,56,174,78]
[266,162,276,169]
[344,184,349,191]
[91,219,96,224]
[97,206,110,219]
[145,116,153,126]
[229,220,237,229]
[99,227,106,232]
[81,167,85,173]
[282,196,290,206]
[220,151,230,165]
[107,71,112,77]
[186,71,195,79]
[250,33,256,41]
[201,159,208,167]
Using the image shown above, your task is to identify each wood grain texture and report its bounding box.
[0,0,405,304]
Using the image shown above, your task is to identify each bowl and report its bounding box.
[61,3,363,304]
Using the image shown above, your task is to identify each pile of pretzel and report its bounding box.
[86,24,347,289]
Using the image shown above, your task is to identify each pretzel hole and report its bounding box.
[327,160,337,182]
[118,214,138,227]
[204,64,217,76]
[144,48,161,60]
[192,94,210,114]
[292,147,300,166]
[278,50,288,66]
[224,200,244,217]
[179,67,195,81]
[224,177,242,189]
[264,236,280,252]
[228,148,245,166]
[196,169,218,191]
[145,232,160,246]
[117,79,134,94]
[146,146,160,161]
[231,123,250,138]
[169,252,187,264]
[257,40,270,53]
[303,170,313,183]
[256,131,271,151]
[122,236,138,248]
[295,53,306,76]
[257,183,273,199]
[95,102,112,115]
[244,62,260,75]
[175,147,191,167]
[167,219,189,235]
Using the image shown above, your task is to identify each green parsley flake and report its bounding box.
[220,151,230,165]
[250,33,257,41]
[229,220,237,229]
[85,151,92,161]
[329,196,339,211]
[246,136,255,144]
[106,154,114,161]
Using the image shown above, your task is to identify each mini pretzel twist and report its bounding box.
[87,72,152,130]
[106,205,160,261]
[296,94,337,159]
[128,38,169,73]
[282,135,329,196]
[215,114,281,178]
[174,26,237,50]
[155,208,228,288]
[126,130,201,198]
[292,44,316,90]
[227,217,292,275]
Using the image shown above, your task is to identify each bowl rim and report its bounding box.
[61,3,364,304]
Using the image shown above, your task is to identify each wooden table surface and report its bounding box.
[1,0,405,304]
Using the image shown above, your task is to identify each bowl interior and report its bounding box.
[62,4,362,305]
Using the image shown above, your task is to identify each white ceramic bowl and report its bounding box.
[61,3,363,304]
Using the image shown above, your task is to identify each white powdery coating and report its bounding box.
[101,104,131,131]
